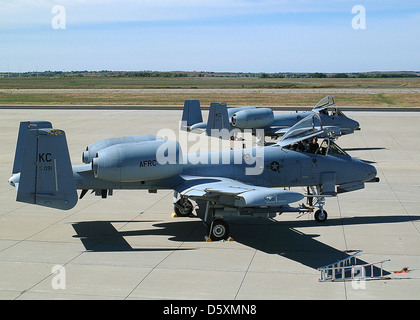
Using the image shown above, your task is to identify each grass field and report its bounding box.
[1,77,419,106]
[1,77,420,89]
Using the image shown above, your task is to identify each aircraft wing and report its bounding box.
[175,175,304,207]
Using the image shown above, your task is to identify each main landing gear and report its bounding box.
[172,197,232,241]
[173,197,193,217]
[207,218,230,242]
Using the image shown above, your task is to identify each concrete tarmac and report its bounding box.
[0,109,419,300]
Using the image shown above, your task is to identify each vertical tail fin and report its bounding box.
[12,124,78,210]
[12,121,52,174]
[206,102,231,139]
[181,100,203,130]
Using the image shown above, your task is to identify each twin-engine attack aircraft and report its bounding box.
[8,114,378,241]
[181,96,360,140]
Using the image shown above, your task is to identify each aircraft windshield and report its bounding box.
[316,139,349,157]
[336,109,346,117]
[318,108,347,117]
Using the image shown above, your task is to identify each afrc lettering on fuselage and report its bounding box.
[139,159,157,167]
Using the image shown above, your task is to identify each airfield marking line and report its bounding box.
[234,249,258,300]
[10,199,104,299]
[1,198,103,254]
[123,219,202,300]
[114,189,173,231]
[336,195,350,300]
[234,223,271,300]
[12,190,177,300]
[359,126,420,236]
[122,191,203,300]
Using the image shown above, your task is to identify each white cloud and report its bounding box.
[0,0,371,28]
[1,0,419,72]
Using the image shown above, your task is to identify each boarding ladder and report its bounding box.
[318,251,390,282]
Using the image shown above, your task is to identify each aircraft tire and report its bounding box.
[315,209,327,222]
[209,219,230,241]
[174,198,193,217]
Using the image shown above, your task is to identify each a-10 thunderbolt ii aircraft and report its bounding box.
[8,114,378,241]
[181,95,360,140]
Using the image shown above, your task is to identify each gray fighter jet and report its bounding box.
[181,96,360,140]
[8,114,378,241]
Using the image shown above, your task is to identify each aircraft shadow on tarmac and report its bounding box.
[72,215,420,275]
[72,220,197,253]
[343,147,386,164]
[342,147,386,152]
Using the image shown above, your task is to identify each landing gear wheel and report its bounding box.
[208,219,230,241]
[174,198,193,217]
[315,209,327,222]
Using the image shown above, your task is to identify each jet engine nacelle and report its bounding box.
[231,108,274,129]
[82,134,163,164]
[91,140,183,182]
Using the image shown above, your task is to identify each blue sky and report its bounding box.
[0,0,419,73]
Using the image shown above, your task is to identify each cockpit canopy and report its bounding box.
[279,113,323,147]
[312,95,335,112]
[276,112,349,157]
[312,95,348,117]
[282,137,349,157]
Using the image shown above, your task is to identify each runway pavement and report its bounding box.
[0,109,419,300]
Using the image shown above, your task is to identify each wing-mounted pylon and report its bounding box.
[174,175,309,240]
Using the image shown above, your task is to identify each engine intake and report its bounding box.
[82,134,163,164]
[231,108,274,129]
[92,140,183,182]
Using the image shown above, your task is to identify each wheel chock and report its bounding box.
[204,236,234,242]
[394,267,409,274]
[171,212,178,217]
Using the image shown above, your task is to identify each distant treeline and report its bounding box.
[260,72,420,79]
[0,70,189,78]
[0,70,419,78]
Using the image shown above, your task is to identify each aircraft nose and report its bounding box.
[353,119,361,131]
[8,173,19,188]
[361,161,378,182]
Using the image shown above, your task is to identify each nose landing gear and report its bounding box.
[307,186,328,223]
[314,208,328,222]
